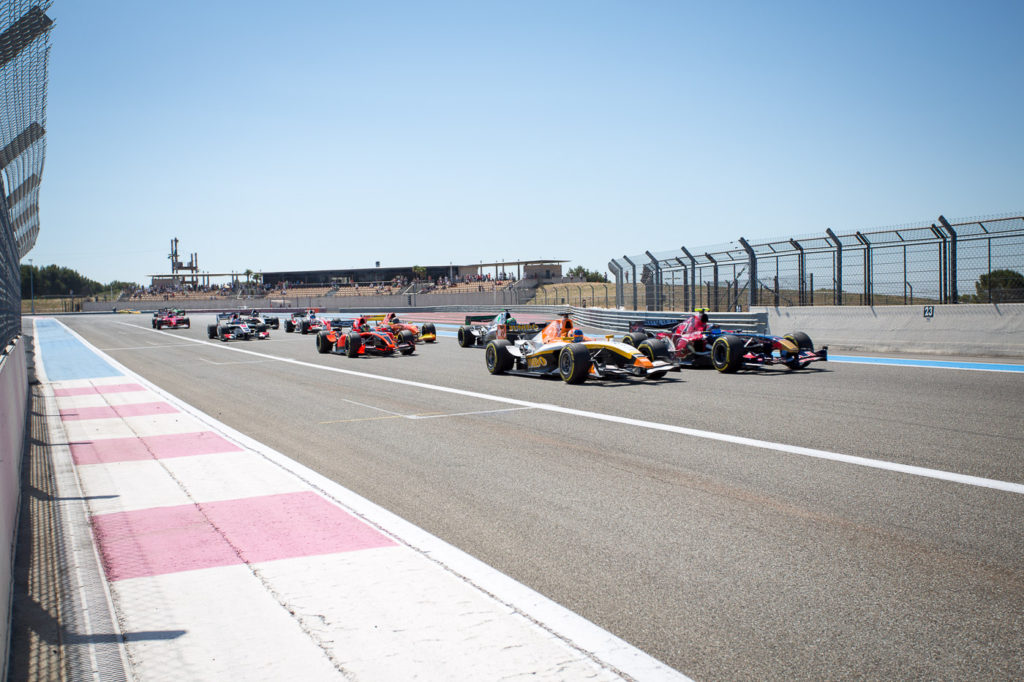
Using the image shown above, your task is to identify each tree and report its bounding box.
[975,269,1024,302]
[21,264,103,297]
[412,265,427,280]
[566,265,609,283]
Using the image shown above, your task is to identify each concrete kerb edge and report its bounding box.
[31,318,132,681]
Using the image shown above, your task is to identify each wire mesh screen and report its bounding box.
[0,0,51,347]
[612,214,1024,311]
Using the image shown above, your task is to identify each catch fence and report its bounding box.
[0,0,52,348]
[610,214,1024,312]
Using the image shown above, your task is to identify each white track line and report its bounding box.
[121,322,1024,496]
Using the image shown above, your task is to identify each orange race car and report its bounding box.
[368,312,437,343]
[485,313,674,384]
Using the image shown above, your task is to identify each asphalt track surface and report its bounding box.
[57,313,1024,681]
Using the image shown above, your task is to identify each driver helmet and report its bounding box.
[572,329,584,342]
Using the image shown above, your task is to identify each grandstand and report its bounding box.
[135,258,566,302]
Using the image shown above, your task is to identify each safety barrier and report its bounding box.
[1,337,28,671]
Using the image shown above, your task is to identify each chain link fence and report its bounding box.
[0,0,52,348]
[610,214,1024,312]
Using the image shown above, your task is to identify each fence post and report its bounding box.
[854,232,873,306]
[701,253,715,311]
[938,215,958,303]
[645,251,661,311]
[930,224,947,304]
[680,247,697,311]
[826,228,842,305]
[608,260,623,308]
[622,255,638,311]
[789,239,805,305]
[738,238,757,307]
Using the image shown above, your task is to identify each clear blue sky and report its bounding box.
[28,0,1024,285]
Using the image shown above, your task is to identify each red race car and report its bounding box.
[314,316,415,357]
[624,309,827,373]
[371,312,437,343]
[152,308,190,329]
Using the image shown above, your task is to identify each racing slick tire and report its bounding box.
[485,339,513,374]
[457,326,473,347]
[421,322,436,342]
[316,331,334,354]
[638,339,670,379]
[711,334,745,373]
[183,320,190,328]
[638,338,670,362]
[285,320,295,333]
[558,343,591,384]
[300,320,310,334]
[398,330,415,355]
[207,324,217,339]
[270,319,280,329]
[345,331,362,358]
[622,332,647,347]
[783,331,814,370]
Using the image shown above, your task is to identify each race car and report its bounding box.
[285,310,332,334]
[623,310,827,373]
[457,310,517,347]
[152,308,190,329]
[485,313,674,384]
[371,312,437,343]
[206,313,270,342]
[314,316,415,357]
[247,309,280,329]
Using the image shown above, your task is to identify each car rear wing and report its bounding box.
[628,318,688,332]
[496,323,543,341]
[464,314,494,324]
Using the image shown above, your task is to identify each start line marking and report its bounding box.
[123,322,1024,496]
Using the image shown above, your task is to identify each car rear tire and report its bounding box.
[207,325,217,339]
[622,332,647,347]
[316,331,334,354]
[398,330,415,354]
[558,343,591,384]
[300,320,310,334]
[485,339,513,374]
[711,335,745,373]
[783,331,814,369]
[346,332,362,358]
[638,338,669,361]
[458,326,473,347]
[422,322,436,342]
[285,320,294,333]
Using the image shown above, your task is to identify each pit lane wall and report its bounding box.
[753,303,1024,356]
[1,336,28,670]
